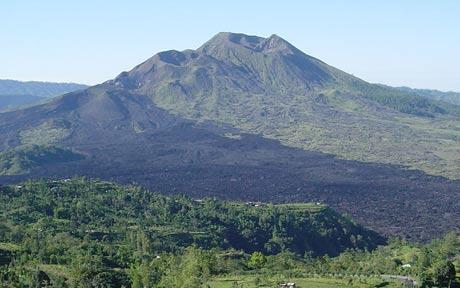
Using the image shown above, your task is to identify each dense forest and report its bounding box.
[0,179,458,287]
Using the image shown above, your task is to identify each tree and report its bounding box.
[157,247,211,288]
[431,260,456,288]
[247,252,266,269]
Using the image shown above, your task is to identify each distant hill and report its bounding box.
[0,32,458,240]
[395,86,460,106]
[0,80,88,111]
[0,79,88,98]
[0,94,43,112]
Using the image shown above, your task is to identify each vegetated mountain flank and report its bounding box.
[0,79,88,111]
[395,86,460,106]
[0,145,84,175]
[0,32,459,241]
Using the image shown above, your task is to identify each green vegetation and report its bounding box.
[0,179,458,287]
[396,86,460,106]
[0,145,83,175]
[19,120,72,146]
[206,233,459,287]
[353,83,448,117]
[207,275,388,288]
[0,179,381,255]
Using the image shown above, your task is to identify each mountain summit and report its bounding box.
[0,32,459,240]
[199,32,298,54]
[125,32,339,95]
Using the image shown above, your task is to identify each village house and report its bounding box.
[279,283,296,288]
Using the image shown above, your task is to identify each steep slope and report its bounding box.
[0,32,458,240]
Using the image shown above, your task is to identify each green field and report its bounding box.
[275,203,327,213]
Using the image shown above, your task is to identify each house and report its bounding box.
[279,283,296,288]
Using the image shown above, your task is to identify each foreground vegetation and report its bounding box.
[207,233,459,287]
[0,179,458,287]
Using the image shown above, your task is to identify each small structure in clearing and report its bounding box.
[279,283,296,288]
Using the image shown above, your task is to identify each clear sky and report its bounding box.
[1,0,459,91]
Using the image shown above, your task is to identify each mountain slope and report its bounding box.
[0,32,458,240]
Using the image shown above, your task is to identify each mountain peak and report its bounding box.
[198,32,264,52]
[257,34,297,53]
[198,32,298,56]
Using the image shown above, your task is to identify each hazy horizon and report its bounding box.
[2,1,459,91]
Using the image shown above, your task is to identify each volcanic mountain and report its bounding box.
[0,32,459,240]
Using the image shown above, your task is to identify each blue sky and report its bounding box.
[1,0,459,91]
